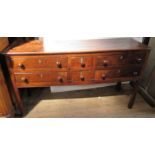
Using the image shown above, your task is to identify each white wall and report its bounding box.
[133,37,143,42]
[44,37,143,52]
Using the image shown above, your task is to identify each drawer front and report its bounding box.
[15,72,68,84]
[95,67,141,81]
[11,55,68,71]
[128,51,146,65]
[70,71,94,83]
[70,56,93,70]
[95,53,128,69]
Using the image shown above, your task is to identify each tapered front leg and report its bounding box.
[128,81,138,109]
[115,82,122,91]
[12,83,24,115]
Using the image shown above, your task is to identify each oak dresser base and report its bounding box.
[3,38,150,115]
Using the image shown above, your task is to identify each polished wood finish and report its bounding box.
[6,38,149,54]
[70,56,93,70]
[4,38,150,114]
[0,65,14,117]
[0,38,9,51]
[0,38,14,117]
[128,81,138,108]
[15,71,68,84]
[95,53,127,68]
[70,70,94,83]
[11,55,68,71]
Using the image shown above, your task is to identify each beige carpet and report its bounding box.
[23,84,155,118]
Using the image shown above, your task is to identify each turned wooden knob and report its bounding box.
[103,60,109,67]
[58,76,63,82]
[80,57,85,67]
[120,55,124,60]
[133,72,138,76]
[56,61,62,68]
[21,77,27,83]
[81,63,86,68]
[18,63,25,69]
[136,58,142,63]
[101,74,106,80]
[80,75,85,81]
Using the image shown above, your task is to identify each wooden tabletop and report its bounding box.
[6,38,150,55]
[0,38,9,52]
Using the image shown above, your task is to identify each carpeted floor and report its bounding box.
[23,84,155,118]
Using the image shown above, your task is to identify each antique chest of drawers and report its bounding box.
[4,38,150,114]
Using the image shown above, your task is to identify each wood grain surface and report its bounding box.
[4,38,151,114]
[0,64,14,117]
[6,38,150,55]
[0,37,9,51]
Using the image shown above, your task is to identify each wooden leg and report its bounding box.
[129,81,134,87]
[13,87,24,115]
[10,78,24,115]
[128,81,138,109]
[5,57,24,116]
[115,82,122,91]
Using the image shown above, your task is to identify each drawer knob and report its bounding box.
[103,60,109,67]
[81,63,86,68]
[133,72,138,76]
[120,55,124,60]
[80,75,85,81]
[21,77,27,83]
[136,58,142,63]
[101,74,106,80]
[80,57,85,67]
[56,62,62,68]
[58,76,63,82]
[18,63,25,69]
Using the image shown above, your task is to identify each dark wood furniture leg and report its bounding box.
[11,76,24,115]
[0,65,14,117]
[5,56,24,115]
[115,82,122,91]
[128,81,138,109]
[14,88,23,115]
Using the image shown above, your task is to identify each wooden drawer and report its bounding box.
[69,56,93,70]
[95,52,128,69]
[95,67,141,81]
[11,55,68,71]
[70,71,94,83]
[14,71,68,85]
[128,51,146,65]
